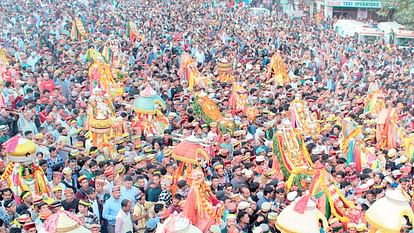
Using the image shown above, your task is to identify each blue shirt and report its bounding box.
[102,197,121,225]
[121,186,139,206]
[46,155,64,181]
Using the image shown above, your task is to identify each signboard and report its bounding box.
[326,0,382,8]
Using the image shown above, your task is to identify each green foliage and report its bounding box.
[380,0,414,26]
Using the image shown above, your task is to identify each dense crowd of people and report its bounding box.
[0,0,414,233]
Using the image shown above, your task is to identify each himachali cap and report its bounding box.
[79,199,92,207]
[33,195,43,205]
[261,202,271,212]
[23,222,36,231]
[52,186,63,192]
[62,167,72,175]
[135,190,145,201]
[209,225,221,233]
[95,178,106,185]
[163,147,172,157]
[265,169,276,177]
[39,209,52,220]
[268,212,278,220]
[90,224,100,230]
[256,155,265,163]
[116,137,125,145]
[356,223,367,232]
[135,156,144,163]
[53,171,63,178]
[75,141,84,148]
[78,175,87,183]
[70,149,80,157]
[238,201,251,210]
[18,214,30,223]
[347,223,357,229]
[4,200,15,208]
[117,145,126,153]
[64,188,74,195]
[49,200,62,208]
[226,214,237,220]
[89,147,98,155]
[20,191,31,200]
[387,148,397,158]
[0,125,8,131]
[86,187,95,194]
[112,186,121,192]
[213,162,224,170]
[104,166,115,177]
[276,181,285,189]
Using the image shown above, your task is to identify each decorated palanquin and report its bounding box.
[70,17,88,41]
[172,136,209,166]
[43,210,90,233]
[276,195,328,233]
[402,133,414,163]
[376,108,398,150]
[131,85,168,137]
[156,213,202,233]
[311,168,355,223]
[88,57,124,98]
[126,21,144,42]
[229,83,248,117]
[365,189,413,233]
[112,116,128,138]
[101,38,122,65]
[286,163,356,224]
[341,117,367,172]
[1,136,50,199]
[273,120,313,178]
[0,48,11,106]
[86,88,116,150]
[364,82,385,115]
[179,53,211,90]
[0,48,9,66]
[273,120,357,224]
[289,98,319,136]
[268,52,290,86]
[182,169,224,232]
[171,136,209,194]
[216,58,235,84]
[193,92,235,132]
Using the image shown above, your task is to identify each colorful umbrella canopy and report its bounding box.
[3,136,36,163]
[276,196,328,233]
[42,210,90,233]
[365,190,414,233]
[156,213,202,233]
[133,85,167,114]
[172,136,209,164]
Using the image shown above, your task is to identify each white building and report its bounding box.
[315,0,382,19]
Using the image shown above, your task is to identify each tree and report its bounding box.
[380,0,414,27]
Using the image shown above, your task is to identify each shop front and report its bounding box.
[315,0,381,20]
